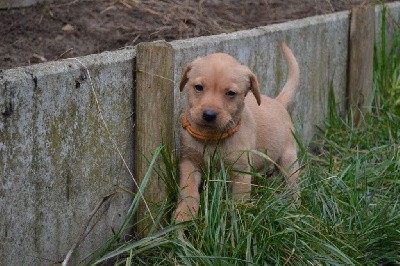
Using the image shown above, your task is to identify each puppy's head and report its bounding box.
[180,53,260,133]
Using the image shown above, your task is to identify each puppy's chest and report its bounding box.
[182,134,251,167]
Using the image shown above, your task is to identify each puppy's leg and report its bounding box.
[280,147,300,203]
[232,171,252,200]
[174,159,202,222]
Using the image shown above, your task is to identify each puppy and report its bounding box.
[174,43,300,222]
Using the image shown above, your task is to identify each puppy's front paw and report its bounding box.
[174,199,199,223]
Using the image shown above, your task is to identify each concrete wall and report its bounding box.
[0,0,47,8]
[0,48,135,265]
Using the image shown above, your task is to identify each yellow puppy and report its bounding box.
[175,43,300,222]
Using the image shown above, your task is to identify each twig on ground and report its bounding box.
[130,34,141,45]
[55,48,74,60]
[117,0,133,9]
[53,0,83,7]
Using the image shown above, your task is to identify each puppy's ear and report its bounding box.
[248,71,261,105]
[179,65,192,92]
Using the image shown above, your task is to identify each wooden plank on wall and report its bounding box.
[348,5,375,125]
[135,41,175,236]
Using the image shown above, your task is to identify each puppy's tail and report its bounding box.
[275,42,300,109]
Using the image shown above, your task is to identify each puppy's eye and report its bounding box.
[225,90,236,97]
[194,84,204,92]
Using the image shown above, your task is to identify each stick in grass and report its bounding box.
[61,192,117,266]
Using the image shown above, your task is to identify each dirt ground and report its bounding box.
[0,0,394,70]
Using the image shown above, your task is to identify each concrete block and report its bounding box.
[0,0,46,8]
[0,48,136,265]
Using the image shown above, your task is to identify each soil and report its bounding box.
[0,0,394,70]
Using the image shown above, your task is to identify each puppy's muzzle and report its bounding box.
[202,109,218,123]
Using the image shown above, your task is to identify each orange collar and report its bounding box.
[182,112,241,141]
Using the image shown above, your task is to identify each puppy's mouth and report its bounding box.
[194,119,220,130]
[190,110,235,133]
[183,110,242,141]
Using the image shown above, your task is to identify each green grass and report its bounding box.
[88,7,400,265]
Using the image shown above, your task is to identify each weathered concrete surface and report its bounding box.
[0,48,135,265]
[0,0,47,8]
[171,11,350,145]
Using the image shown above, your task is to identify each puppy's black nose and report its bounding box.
[202,109,217,122]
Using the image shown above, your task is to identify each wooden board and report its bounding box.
[135,41,175,236]
[348,5,375,125]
